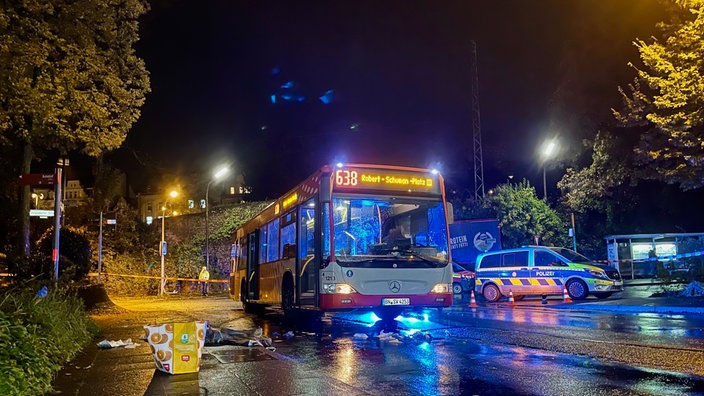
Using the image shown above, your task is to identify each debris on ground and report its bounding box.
[205,326,272,348]
[678,281,704,297]
[97,339,139,349]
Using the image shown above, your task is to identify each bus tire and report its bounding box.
[281,274,295,319]
[482,283,502,302]
[566,279,589,300]
[241,281,255,314]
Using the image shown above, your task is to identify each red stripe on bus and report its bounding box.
[319,293,452,310]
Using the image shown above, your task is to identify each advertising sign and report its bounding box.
[449,219,501,268]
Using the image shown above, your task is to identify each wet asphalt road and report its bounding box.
[53,293,704,395]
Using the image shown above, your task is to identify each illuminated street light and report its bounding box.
[541,139,557,199]
[205,166,229,271]
[160,190,178,296]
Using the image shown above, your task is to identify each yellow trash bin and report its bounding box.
[144,320,207,374]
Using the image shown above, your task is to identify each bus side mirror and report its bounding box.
[321,172,332,203]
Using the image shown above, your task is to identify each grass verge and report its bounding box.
[0,286,100,396]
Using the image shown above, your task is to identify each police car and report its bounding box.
[474,246,623,302]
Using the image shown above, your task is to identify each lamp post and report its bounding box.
[205,166,229,271]
[160,190,178,296]
[541,139,556,199]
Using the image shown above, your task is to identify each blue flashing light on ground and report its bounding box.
[353,312,382,327]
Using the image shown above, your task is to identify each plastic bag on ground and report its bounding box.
[144,321,207,374]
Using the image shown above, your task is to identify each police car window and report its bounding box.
[535,251,567,267]
[502,251,528,267]
[479,254,501,268]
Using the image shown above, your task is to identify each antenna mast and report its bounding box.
[471,40,485,200]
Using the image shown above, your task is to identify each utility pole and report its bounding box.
[53,168,62,283]
[98,211,103,284]
[471,40,485,200]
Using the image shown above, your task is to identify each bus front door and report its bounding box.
[246,231,259,300]
[297,205,317,306]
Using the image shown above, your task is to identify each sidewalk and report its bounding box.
[51,295,371,396]
[552,282,704,315]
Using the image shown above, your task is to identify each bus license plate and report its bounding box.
[382,298,410,306]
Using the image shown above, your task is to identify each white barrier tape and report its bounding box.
[594,250,704,264]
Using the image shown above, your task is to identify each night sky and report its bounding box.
[121,0,666,200]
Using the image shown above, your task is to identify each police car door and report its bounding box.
[501,251,530,295]
[531,250,568,295]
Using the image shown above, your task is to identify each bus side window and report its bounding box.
[283,243,297,259]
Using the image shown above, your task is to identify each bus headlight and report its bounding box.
[431,283,450,293]
[322,283,357,294]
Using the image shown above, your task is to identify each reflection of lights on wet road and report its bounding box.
[334,341,358,383]
[336,310,432,329]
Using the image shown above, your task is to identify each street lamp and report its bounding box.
[205,166,229,271]
[541,139,557,199]
[160,190,178,296]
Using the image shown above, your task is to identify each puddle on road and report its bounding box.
[209,346,278,363]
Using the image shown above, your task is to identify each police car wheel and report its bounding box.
[566,279,588,300]
[452,282,463,294]
[482,284,501,302]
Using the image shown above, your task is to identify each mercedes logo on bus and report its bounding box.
[388,280,401,293]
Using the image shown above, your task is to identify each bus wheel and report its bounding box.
[482,283,502,302]
[281,276,295,318]
[566,279,588,300]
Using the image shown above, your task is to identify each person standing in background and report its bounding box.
[198,266,210,296]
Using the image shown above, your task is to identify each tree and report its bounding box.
[558,128,639,214]
[451,181,570,249]
[613,0,704,190]
[0,0,151,256]
[486,181,569,248]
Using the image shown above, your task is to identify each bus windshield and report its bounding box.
[326,196,449,264]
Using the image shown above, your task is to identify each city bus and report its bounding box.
[229,163,454,322]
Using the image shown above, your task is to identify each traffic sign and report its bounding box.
[30,209,55,217]
[106,219,117,225]
[18,173,55,186]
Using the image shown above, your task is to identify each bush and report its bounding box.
[101,253,156,296]
[0,287,99,395]
[37,227,92,282]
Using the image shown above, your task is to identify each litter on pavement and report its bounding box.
[97,338,139,349]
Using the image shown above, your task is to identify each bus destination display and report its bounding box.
[334,168,440,194]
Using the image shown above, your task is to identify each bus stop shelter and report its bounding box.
[604,233,704,280]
